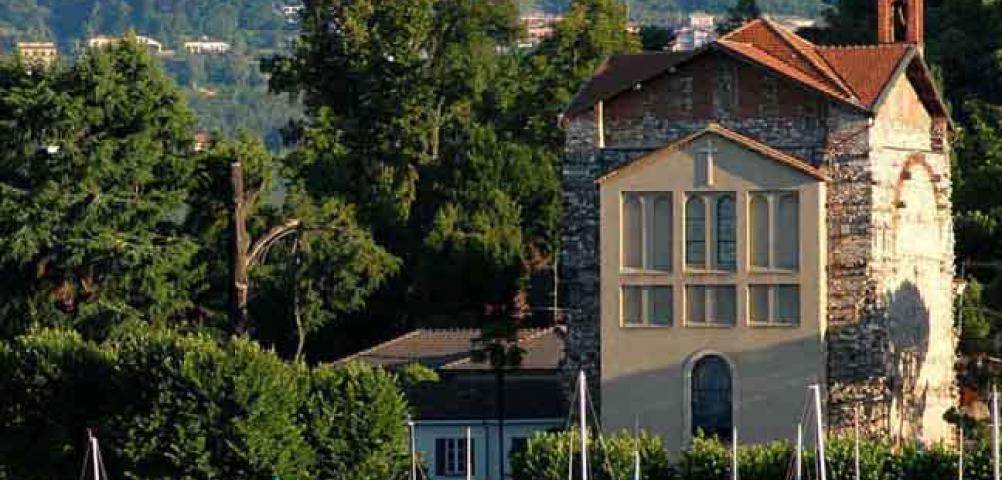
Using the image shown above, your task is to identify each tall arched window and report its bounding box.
[691,355,733,440]
[715,195,736,270]
[750,194,770,268]
[686,196,706,268]
[623,194,643,269]
[776,193,799,269]
[651,196,673,271]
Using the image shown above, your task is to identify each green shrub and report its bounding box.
[511,429,672,480]
[0,328,410,479]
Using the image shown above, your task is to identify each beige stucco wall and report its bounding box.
[598,133,826,451]
[869,73,957,444]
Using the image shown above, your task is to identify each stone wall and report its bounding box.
[559,52,957,443]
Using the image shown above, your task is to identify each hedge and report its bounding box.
[0,328,410,480]
[512,430,984,480]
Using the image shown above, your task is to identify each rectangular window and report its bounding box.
[748,191,800,271]
[436,438,476,476]
[748,285,800,325]
[622,286,673,326]
[622,192,673,272]
[686,285,736,326]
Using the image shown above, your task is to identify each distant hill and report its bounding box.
[520,0,827,23]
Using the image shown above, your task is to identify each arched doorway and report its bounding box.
[691,354,733,439]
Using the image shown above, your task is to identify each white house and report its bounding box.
[184,39,232,55]
[339,327,567,480]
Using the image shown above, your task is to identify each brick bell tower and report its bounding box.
[877,0,924,45]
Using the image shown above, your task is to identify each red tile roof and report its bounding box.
[564,18,947,121]
[817,44,912,107]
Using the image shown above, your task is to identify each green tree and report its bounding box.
[266,0,562,351]
[0,328,412,479]
[716,0,761,34]
[0,37,200,339]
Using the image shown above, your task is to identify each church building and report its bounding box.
[560,0,957,449]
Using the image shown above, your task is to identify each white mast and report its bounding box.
[993,386,1000,480]
[579,370,589,480]
[811,384,827,480]
[854,404,861,480]
[633,414,641,480]
[409,420,417,480]
[796,423,803,480]
[89,430,101,480]
[732,426,739,480]
[959,425,964,480]
[466,427,472,480]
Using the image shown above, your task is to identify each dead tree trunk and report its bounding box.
[230,161,250,335]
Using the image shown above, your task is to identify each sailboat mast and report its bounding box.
[796,423,803,480]
[993,386,999,480]
[408,421,417,480]
[732,426,739,480]
[466,427,472,480]
[88,430,100,480]
[811,384,827,480]
[854,404,861,480]
[579,370,588,480]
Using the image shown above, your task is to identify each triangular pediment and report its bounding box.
[596,123,827,185]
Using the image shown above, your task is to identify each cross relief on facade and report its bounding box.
[697,139,720,186]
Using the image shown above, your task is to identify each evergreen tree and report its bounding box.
[716,0,761,34]
[265,0,562,351]
[0,37,200,339]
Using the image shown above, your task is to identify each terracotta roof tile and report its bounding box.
[817,44,912,107]
[716,39,856,106]
[722,19,851,97]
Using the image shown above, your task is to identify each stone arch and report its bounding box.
[886,152,954,443]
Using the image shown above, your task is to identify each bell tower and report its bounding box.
[877,0,924,45]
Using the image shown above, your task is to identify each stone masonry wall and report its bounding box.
[560,52,956,444]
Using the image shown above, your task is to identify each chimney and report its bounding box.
[905,0,924,45]
[877,0,894,43]
[877,0,923,46]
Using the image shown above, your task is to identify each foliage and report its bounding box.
[0,328,411,479]
[510,430,671,480]
[0,0,293,49]
[639,25,674,51]
[0,38,201,340]
[716,0,761,34]
[522,0,825,19]
[264,0,567,350]
[511,431,975,480]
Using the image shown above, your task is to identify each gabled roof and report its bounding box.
[596,122,828,184]
[565,51,695,116]
[337,327,565,371]
[563,18,950,124]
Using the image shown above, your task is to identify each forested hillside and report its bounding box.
[521,0,828,20]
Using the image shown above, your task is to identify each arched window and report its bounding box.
[686,196,706,268]
[715,195,736,270]
[651,196,673,271]
[776,194,799,269]
[750,194,770,268]
[691,355,733,440]
[623,194,643,269]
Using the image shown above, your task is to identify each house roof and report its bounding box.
[564,18,949,122]
[596,122,828,184]
[337,326,565,371]
[564,51,696,116]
